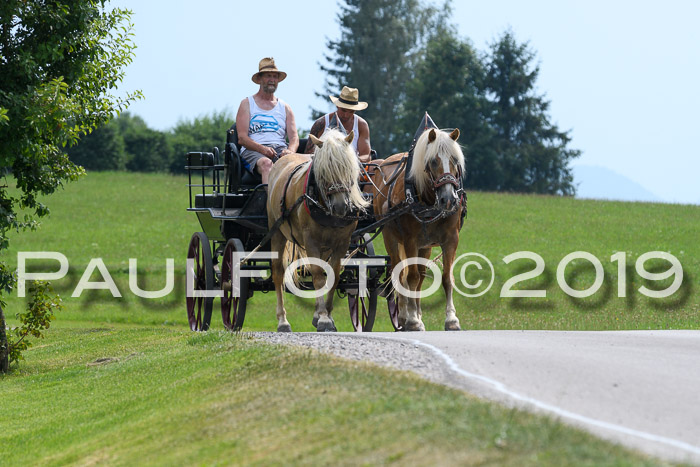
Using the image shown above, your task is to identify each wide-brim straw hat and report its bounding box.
[330,86,368,111]
[252,57,287,84]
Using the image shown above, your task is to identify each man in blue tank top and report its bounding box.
[236,57,299,184]
[305,86,372,163]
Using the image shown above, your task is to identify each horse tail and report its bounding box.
[282,240,307,288]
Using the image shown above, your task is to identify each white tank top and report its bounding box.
[324,113,359,154]
[246,96,287,148]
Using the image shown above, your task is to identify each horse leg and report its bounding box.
[383,230,407,327]
[271,232,292,332]
[393,242,411,329]
[321,253,345,332]
[415,247,432,323]
[441,236,461,331]
[309,260,336,332]
[402,240,425,332]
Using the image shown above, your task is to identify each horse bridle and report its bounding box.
[407,161,465,226]
[317,182,351,215]
[427,161,463,190]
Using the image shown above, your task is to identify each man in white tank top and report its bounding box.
[236,57,299,184]
[305,86,372,163]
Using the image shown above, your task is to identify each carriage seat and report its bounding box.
[226,125,307,192]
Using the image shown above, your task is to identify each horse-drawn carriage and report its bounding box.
[185,114,466,333]
[185,127,388,332]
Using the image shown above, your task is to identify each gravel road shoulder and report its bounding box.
[249,331,462,390]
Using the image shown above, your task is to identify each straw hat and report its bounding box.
[251,57,287,84]
[330,86,368,111]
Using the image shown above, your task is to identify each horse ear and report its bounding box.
[344,130,354,143]
[449,128,460,141]
[428,129,436,143]
[310,134,323,148]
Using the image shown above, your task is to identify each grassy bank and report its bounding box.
[1,324,662,466]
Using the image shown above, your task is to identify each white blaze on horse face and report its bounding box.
[439,152,451,177]
[439,152,456,196]
[434,151,458,211]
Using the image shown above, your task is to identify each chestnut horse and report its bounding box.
[267,129,369,332]
[372,127,465,331]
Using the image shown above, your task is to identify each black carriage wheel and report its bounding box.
[348,234,378,332]
[221,238,249,331]
[186,232,215,331]
[386,291,401,331]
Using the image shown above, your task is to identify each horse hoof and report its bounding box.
[277,323,292,333]
[312,316,319,328]
[445,320,461,331]
[403,319,425,332]
[316,320,337,333]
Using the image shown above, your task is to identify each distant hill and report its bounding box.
[573,165,664,203]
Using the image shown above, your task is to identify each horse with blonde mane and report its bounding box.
[267,129,369,332]
[371,124,466,331]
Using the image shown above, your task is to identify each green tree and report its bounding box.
[400,28,496,188]
[119,113,171,172]
[483,30,580,194]
[126,126,171,172]
[318,0,446,157]
[168,110,234,173]
[0,0,140,372]
[66,118,128,170]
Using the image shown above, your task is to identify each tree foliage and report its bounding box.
[6,281,62,367]
[482,31,579,194]
[167,110,233,173]
[400,27,496,188]
[0,0,140,372]
[322,4,580,195]
[65,110,233,174]
[66,118,127,170]
[318,0,447,157]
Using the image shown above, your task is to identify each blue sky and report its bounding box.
[110,0,700,204]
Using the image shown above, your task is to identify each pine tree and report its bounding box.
[318,0,444,157]
[483,30,580,194]
[400,28,496,188]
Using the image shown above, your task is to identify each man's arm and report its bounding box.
[357,117,372,163]
[280,103,299,156]
[235,97,276,158]
[304,117,326,154]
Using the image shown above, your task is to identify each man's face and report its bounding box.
[336,106,355,123]
[260,72,279,93]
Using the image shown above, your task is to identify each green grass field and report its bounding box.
[2,171,697,465]
[5,171,699,332]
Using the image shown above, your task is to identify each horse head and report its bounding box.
[309,129,369,217]
[410,128,465,212]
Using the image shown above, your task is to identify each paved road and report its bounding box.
[366,330,700,465]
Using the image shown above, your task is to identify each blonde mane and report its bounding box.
[312,129,369,209]
[408,129,465,195]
